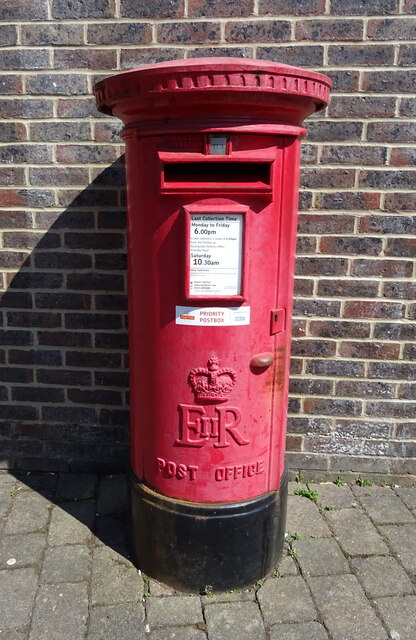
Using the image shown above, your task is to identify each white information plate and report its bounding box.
[189,213,243,297]
[176,306,250,326]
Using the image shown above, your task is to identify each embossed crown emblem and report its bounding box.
[188,357,236,403]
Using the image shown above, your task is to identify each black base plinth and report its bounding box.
[128,470,288,593]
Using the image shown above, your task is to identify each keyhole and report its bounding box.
[274,314,278,322]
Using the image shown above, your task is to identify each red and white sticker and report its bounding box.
[176,306,250,326]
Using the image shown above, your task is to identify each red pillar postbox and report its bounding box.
[94,58,331,592]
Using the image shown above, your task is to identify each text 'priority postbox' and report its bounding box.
[94,58,331,592]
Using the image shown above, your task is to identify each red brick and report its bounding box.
[52,0,115,18]
[367,122,416,143]
[359,215,415,234]
[3,231,58,250]
[22,24,84,46]
[363,70,416,93]
[295,257,348,276]
[120,0,184,18]
[384,193,416,212]
[189,0,254,17]
[351,258,413,278]
[225,20,291,42]
[309,320,371,339]
[0,251,29,269]
[319,236,383,256]
[293,299,341,317]
[317,279,379,298]
[0,76,23,95]
[0,25,18,45]
[296,18,364,40]
[330,0,398,14]
[366,402,416,419]
[390,148,416,166]
[0,99,53,119]
[328,45,394,66]
[368,17,416,39]
[291,339,337,357]
[317,191,381,211]
[0,123,27,143]
[306,121,363,142]
[292,319,307,337]
[0,211,32,229]
[329,96,396,118]
[286,435,303,452]
[398,44,416,65]
[344,301,404,319]
[56,145,118,164]
[54,49,118,70]
[87,22,151,44]
[93,122,123,143]
[298,214,355,234]
[360,170,416,190]
[120,48,186,70]
[385,238,416,257]
[395,423,416,439]
[340,341,401,359]
[67,389,122,406]
[320,145,387,166]
[0,50,50,71]
[301,168,355,189]
[369,362,416,380]
[336,380,396,398]
[0,0,48,20]
[400,97,416,116]
[157,22,221,45]
[260,0,325,12]
[329,70,360,92]
[0,167,25,186]
[296,236,317,254]
[257,45,324,67]
[294,278,314,296]
[374,321,416,340]
[187,47,254,59]
[304,398,362,416]
[29,167,89,187]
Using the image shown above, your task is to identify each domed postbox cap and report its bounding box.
[93,57,331,128]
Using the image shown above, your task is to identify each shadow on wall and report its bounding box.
[1,158,130,474]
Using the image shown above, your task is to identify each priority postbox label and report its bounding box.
[189,213,243,296]
[176,306,250,326]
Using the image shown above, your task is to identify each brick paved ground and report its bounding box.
[1,471,415,640]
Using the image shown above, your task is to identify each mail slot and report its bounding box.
[94,58,331,592]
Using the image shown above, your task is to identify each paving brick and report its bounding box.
[352,556,414,598]
[57,473,97,501]
[0,480,14,518]
[91,547,144,605]
[286,496,332,538]
[295,538,349,577]
[269,622,329,640]
[0,568,38,631]
[324,508,389,556]
[308,575,388,640]
[29,583,88,640]
[48,502,95,545]
[359,493,415,524]
[87,603,146,640]
[148,628,207,640]
[148,579,177,596]
[276,554,298,577]
[379,524,416,575]
[146,595,203,627]
[97,474,127,514]
[374,595,416,640]
[40,545,90,583]
[308,483,356,509]
[0,533,46,568]
[395,488,416,510]
[200,588,256,604]
[5,491,50,534]
[257,576,317,624]
[204,601,265,640]
[94,512,127,547]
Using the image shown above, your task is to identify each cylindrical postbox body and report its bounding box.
[94,58,331,592]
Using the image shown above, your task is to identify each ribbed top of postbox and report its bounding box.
[93,57,332,127]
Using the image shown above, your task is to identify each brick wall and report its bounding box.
[1,0,415,479]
